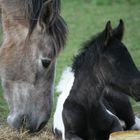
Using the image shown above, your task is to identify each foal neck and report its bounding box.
[71,70,104,109]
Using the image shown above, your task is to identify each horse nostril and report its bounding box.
[21,115,28,129]
[34,113,50,132]
[7,114,24,130]
[37,121,47,131]
[26,119,47,133]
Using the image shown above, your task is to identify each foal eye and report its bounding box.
[41,59,51,68]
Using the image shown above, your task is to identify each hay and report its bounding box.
[0,125,57,140]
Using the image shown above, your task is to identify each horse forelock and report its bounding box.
[1,0,67,68]
[24,0,67,54]
[24,0,43,35]
[24,0,61,35]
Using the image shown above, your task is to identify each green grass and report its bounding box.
[0,86,9,122]
[0,1,140,122]
[56,1,140,82]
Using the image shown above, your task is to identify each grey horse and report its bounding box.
[0,0,67,132]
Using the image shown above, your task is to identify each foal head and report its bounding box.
[73,20,140,101]
[0,0,67,132]
[96,20,140,100]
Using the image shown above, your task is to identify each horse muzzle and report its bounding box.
[7,112,50,132]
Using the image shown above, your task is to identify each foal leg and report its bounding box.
[104,90,136,129]
[63,99,86,140]
[93,102,122,140]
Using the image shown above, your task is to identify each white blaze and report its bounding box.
[53,67,74,140]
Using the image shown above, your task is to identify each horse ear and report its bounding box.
[39,0,60,31]
[113,19,124,41]
[103,21,112,46]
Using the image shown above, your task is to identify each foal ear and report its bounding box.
[113,19,125,41]
[103,21,112,46]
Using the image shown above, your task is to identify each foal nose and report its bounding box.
[7,113,48,132]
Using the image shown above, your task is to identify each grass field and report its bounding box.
[0,0,140,129]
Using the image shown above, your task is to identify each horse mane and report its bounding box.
[72,33,102,75]
[24,0,67,50]
[24,0,44,35]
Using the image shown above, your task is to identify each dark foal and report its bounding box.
[53,68,140,140]
[62,20,140,140]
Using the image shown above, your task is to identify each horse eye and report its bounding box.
[41,59,51,68]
